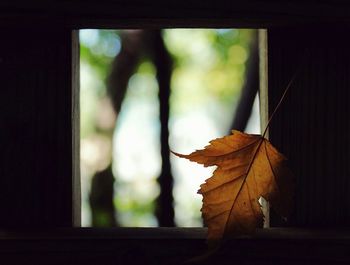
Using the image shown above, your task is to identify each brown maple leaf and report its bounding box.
[174,130,294,245]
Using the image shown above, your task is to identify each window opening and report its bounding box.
[79,29,261,227]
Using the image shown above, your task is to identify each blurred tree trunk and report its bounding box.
[231,31,259,132]
[90,30,175,227]
[108,30,145,114]
[90,31,144,227]
[151,30,175,227]
[89,166,117,226]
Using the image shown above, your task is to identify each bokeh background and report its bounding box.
[80,29,260,227]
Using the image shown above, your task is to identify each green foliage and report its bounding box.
[163,29,253,116]
[80,29,254,227]
[80,30,121,79]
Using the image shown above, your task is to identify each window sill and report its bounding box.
[0,228,349,264]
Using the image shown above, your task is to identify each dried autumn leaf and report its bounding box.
[174,130,294,244]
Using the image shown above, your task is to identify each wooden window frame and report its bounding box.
[74,28,268,228]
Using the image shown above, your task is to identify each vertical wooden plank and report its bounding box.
[72,30,81,227]
[268,27,350,226]
[258,29,270,228]
[0,28,74,226]
[259,29,269,139]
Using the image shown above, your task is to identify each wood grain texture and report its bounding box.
[0,29,74,227]
[259,29,270,228]
[268,27,350,227]
[72,30,81,227]
[1,1,350,28]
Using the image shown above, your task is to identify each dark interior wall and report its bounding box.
[0,29,73,226]
[1,1,350,28]
[268,27,350,226]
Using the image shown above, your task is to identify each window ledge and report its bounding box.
[0,228,349,264]
[1,227,350,239]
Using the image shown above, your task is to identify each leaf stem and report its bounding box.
[262,67,302,138]
[223,65,303,240]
